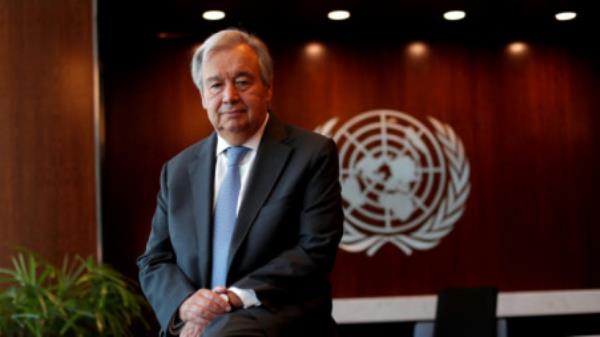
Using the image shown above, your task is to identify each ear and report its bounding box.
[266,85,273,103]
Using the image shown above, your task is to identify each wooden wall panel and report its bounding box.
[100,36,600,297]
[0,0,96,266]
[270,41,600,297]
[101,41,213,275]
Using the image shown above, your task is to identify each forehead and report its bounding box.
[202,44,260,79]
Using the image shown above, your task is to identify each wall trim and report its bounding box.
[92,0,104,262]
[333,289,600,323]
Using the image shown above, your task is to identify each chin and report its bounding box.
[220,126,251,140]
[223,120,249,131]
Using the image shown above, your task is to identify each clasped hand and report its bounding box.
[178,287,231,337]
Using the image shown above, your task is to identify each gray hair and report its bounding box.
[191,29,273,93]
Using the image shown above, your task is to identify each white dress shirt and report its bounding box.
[213,114,269,309]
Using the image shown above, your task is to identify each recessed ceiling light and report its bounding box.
[305,42,325,57]
[202,10,225,21]
[407,42,428,57]
[328,10,350,21]
[555,11,577,21]
[507,42,529,55]
[443,10,466,21]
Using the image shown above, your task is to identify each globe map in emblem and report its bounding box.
[315,110,470,256]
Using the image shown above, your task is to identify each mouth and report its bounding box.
[220,108,246,115]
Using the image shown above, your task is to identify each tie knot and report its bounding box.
[225,146,249,166]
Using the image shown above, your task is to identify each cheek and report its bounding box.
[200,91,209,108]
[203,96,219,111]
[202,99,217,118]
[206,110,220,129]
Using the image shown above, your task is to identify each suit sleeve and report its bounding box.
[137,163,196,335]
[231,138,344,308]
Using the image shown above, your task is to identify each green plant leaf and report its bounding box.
[28,253,37,285]
[1,250,150,337]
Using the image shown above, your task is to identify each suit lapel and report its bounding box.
[228,117,292,269]
[188,134,217,287]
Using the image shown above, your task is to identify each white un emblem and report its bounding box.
[316,110,470,256]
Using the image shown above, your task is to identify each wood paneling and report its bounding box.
[0,0,96,266]
[100,35,600,297]
[100,41,213,275]
[272,41,600,297]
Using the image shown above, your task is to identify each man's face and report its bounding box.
[200,43,272,145]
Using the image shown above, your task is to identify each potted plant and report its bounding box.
[0,251,148,337]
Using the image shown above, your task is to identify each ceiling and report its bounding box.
[99,0,598,44]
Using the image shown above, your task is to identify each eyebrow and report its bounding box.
[234,71,255,79]
[205,76,222,83]
[205,70,256,83]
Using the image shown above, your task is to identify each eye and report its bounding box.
[207,82,223,92]
[235,78,251,89]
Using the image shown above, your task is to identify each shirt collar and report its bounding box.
[216,113,270,156]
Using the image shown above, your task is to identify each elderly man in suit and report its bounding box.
[137,28,344,337]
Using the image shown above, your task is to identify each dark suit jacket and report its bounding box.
[137,116,344,337]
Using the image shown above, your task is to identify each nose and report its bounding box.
[222,82,240,104]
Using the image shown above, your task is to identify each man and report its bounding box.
[137,28,344,337]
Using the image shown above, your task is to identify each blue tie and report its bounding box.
[211,146,249,288]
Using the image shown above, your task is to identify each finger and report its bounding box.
[212,286,227,294]
[196,289,231,312]
[181,289,229,320]
[181,303,218,322]
[212,287,231,304]
[191,322,205,335]
[225,289,242,309]
[182,322,205,337]
[186,295,229,316]
[181,324,194,337]
[185,313,211,326]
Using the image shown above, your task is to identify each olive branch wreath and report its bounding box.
[316,116,470,256]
